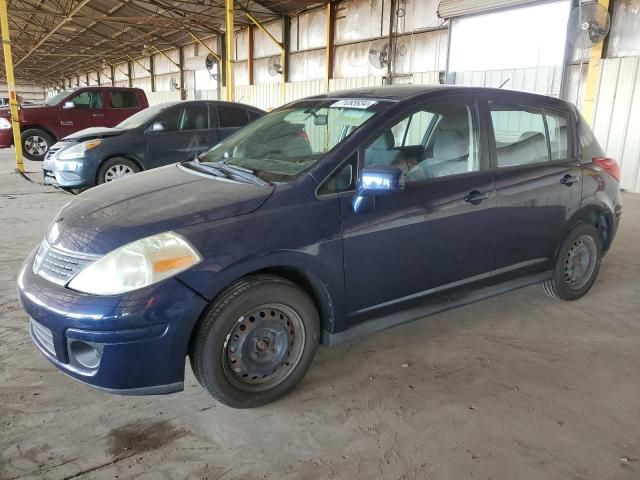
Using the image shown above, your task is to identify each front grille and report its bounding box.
[31,319,55,357]
[35,242,95,286]
[45,142,73,161]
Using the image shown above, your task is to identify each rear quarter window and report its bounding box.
[218,105,250,128]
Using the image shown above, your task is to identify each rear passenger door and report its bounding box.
[216,104,252,140]
[486,98,581,278]
[106,90,141,126]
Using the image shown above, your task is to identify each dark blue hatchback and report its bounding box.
[18,86,622,408]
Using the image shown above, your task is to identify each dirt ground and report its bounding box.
[1,149,639,480]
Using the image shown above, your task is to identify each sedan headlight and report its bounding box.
[58,139,102,160]
[0,117,11,129]
[68,232,202,295]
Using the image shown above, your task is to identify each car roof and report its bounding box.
[303,85,572,109]
[151,99,265,113]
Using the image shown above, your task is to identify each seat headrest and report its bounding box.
[194,114,207,130]
[369,131,395,151]
[433,130,467,160]
[519,131,544,142]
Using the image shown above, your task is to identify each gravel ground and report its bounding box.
[1,149,639,480]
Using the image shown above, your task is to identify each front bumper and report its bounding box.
[42,144,98,188]
[17,250,209,394]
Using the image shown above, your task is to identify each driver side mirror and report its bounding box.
[63,101,75,109]
[352,164,404,214]
[149,122,166,132]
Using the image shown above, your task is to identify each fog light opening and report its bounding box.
[68,340,101,370]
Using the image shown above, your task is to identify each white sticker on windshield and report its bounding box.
[330,99,378,109]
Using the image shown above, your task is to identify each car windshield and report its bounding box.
[44,89,77,106]
[116,103,174,129]
[194,99,388,183]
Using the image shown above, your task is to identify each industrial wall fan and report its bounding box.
[368,40,391,70]
[567,1,611,105]
[267,56,283,76]
[567,1,611,49]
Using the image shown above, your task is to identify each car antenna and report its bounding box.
[498,78,510,89]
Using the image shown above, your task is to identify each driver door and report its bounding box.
[338,96,496,323]
[58,90,106,137]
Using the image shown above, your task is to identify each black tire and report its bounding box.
[542,223,603,301]
[21,129,54,161]
[190,275,320,408]
[97,157,140,184]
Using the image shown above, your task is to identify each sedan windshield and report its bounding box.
[116,103,176,129]
[195,99,388,183]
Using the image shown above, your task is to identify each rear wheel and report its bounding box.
[542,223,603,301]
[21,129,54,161]
[97,157,140,184]
[190,275,320,408]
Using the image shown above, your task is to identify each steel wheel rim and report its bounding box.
[25,135,48,156]
[564,235,597,290]
[222,303,306,392]
[104,164,134,182]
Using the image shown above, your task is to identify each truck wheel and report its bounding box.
[21,129,54,161]
[542,223,603,301]
[190,275,320,408]
[97,157,140,184]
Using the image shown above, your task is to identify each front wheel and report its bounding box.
[97,157,140,184]
[21,129,54,161]
[542,223,603,301]
[190,275,320,408]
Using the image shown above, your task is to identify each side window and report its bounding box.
[71,90,103,109]
[110,91,138,108]
[218,105,249,128]
[180,105,209,131]
[490,104,554,167]
[318,154,357,195]
[155,108,181,132]
[546,111,568,160]
[364,102,479,182]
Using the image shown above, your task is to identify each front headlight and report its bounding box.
[0,117,11,129]
[58,139,102,160]
[67,232,202,295]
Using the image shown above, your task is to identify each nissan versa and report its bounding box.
[17,86,622,408]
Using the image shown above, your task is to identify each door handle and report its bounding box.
[92,113,104,118]
[560,174,580,186]
[464,190,490,205]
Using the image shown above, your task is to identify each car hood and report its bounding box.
[47,164,275,255]
[63,126,127,142]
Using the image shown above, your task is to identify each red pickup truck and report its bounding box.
[0,86,148,161]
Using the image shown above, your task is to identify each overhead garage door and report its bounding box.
[438,0,543,18]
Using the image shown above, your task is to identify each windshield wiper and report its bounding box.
[187,157,233,179]
[204,160,271,186]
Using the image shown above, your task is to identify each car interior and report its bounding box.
[363,103,477,181]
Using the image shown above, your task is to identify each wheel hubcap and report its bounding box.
[223,303,305,392]
[24,135,48,156]
[104,164,134,182]
[564,235,597,290]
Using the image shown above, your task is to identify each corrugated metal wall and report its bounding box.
[592,57,640,193]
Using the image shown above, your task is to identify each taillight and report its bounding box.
[593,157,620,182]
